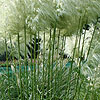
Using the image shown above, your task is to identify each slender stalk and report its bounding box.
[24,24,27,73]
[37,31,40,98]
[86,19,98,60]
[47,29,52,98]
[61,36,64,69]
[24,24,29,99]
[37,31,40,80]
[30,34,34,100]
[5,38,10,99]
[51,26,56,99]
[9,34,13,80]
[77,33,82,63]
[42,31,45,99]
[34,32,37,100]
[17,33,22,100]
[9,35,12,61]
[57,30,60,94]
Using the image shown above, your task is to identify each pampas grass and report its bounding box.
[0,0,100,100]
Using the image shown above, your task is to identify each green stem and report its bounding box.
[34,32,37,100]
[9,35,13,79]
[30,34,34,100]
[5,38,10,99]
[24,24,28,99]
[17,33,22,100]
[37,31,40,79]
[86,20,98,60]
[47,29,52,98]
[37,31,40,98]
[57,30,60,94]
[77,16,85,63]
[42,31,45,99]
[51,26,56,99]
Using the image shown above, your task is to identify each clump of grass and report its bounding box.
[0,0,100,100]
